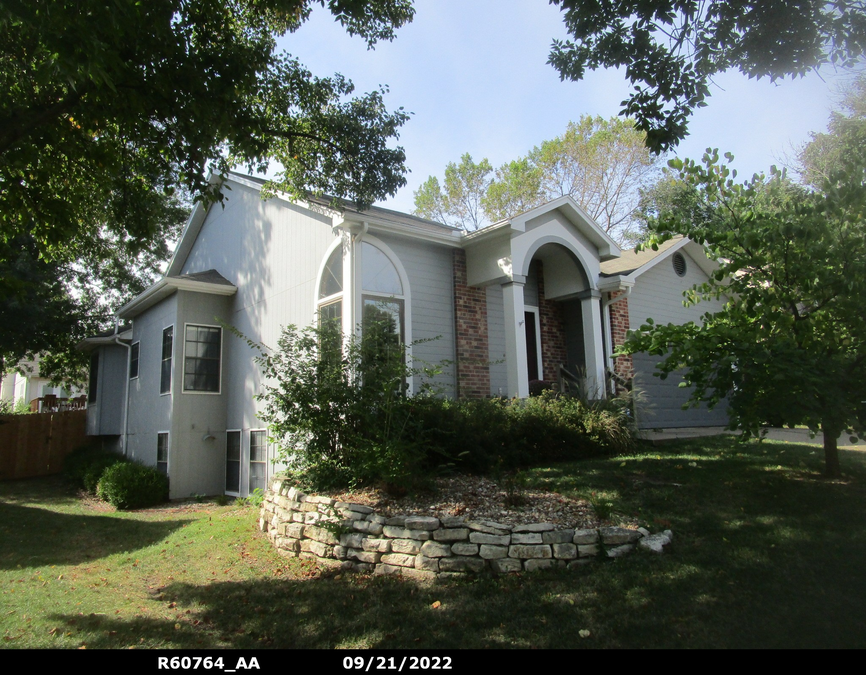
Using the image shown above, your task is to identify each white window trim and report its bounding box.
[156,430,170,475]
[129,341,140,380]
[181,323,223,395]
[225,429,242,497]
[248,428,269,496]
[314,238,345,323]
[160,324,174,397]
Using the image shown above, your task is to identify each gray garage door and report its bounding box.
[632,352,729,430]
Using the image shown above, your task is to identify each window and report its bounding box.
[183,325,221,392]
[361,242,405,370]
[249,430,268,494]
[87,352,99,403]
[226,431,241,494]
[129,342,140,379]
[157,433,169,475]
[318,245,343,326]
[160,326,173,394]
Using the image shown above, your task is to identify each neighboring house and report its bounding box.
[79,172,725,498]
[0,357,83,411]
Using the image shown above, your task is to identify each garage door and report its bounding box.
[632,352,729,430]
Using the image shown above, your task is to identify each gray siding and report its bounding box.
[629,249,728,429]
[486,285,507,396]
[628,249,723,330]
[182,183,337,433]
[180,183,338,494]
[168,291,233,498]
[86,345,127,436]
[125,294,178,468]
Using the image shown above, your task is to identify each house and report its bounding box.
[79,172,726,498]
[0,357,84,412]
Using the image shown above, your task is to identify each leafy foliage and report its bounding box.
[63,444,129,495]
[621,146,866,476]
[96,461,170,510]
[413,116,664,243]
[799,74,866,188]
[250,319,635,491]
[548,0,866,152]
[251,318,440,493]
[413,154,493,231]
[1,0,414,383]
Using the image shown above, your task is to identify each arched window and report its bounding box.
[318,245,343,328]
[361,241,404,347]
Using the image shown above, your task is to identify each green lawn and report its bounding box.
[2,437,865,649]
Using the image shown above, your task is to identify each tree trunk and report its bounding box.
[822,423,842,478]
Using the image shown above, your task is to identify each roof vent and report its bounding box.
[672,252,687,277]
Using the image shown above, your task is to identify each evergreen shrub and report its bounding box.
[96,462,170,510]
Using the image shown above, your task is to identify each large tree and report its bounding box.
[548,0,866,152]
[1,0,413,384]
[413,154,493,231]
[621,145,866,477]
[414,116,664,243]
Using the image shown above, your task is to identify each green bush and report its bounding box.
[410,391,630,474]
[251,321,441,494]
[63,445,128,494]
[249,322,635,492]
[96,462,169,510]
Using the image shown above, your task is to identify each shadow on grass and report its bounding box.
[0,502,190,569]
[22,437,866,648]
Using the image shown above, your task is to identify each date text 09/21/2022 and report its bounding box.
[343,656,453,671]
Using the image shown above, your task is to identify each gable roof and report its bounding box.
[599,236,686,277]
[599,236,718,285]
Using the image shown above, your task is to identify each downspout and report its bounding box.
[113,317,132,457]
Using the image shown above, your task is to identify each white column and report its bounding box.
[502,280,529,398]
[580,290,605,399]
[340,233,355,341]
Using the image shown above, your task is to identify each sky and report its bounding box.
[273,0,856,215]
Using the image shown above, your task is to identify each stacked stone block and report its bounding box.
[260,478,671,578]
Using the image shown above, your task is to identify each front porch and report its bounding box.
[453,197,621,399]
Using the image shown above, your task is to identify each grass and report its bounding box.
[2,437,866,649]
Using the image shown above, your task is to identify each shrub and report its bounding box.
[63,444,128,494]
[96,462,169,510]
[249,321,441,493]
[247,322,636,492]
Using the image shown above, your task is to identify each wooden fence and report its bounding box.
[0,410,90,480]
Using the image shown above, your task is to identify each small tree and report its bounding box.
[622,150,866,477]
[250,320,441,492]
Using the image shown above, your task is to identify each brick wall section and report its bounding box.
[536,262,568,383]
[608,291,633,382]
[453,250,489,398]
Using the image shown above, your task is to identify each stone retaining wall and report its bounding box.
[260,477,672,579]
